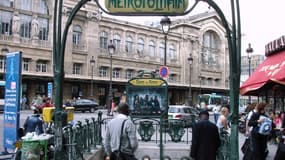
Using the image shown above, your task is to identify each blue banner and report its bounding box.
[47,82,53,100]
[3,52,22,149]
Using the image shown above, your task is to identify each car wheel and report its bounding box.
[90,107,95,113]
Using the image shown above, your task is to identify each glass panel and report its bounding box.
[159,43,165,58]
[38,0,49,14]
[0,11,12,35]
[125,36,133,53]
[20,0,32,11]
[114,34,121,50]
[0,0,11,7]
[73,25,82,45]
[100,31,108,49]
[38,17,49,40]
[20,14,32,38]
[148,41,155,57]
[137,38,144,55]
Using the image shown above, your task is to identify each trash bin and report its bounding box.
[21,134,54,160]
[42,107,55,123]
[168,120,185,142]
[138,121,154,141]
[65,107,74,122]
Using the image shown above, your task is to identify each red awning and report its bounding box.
[240,50,285,95]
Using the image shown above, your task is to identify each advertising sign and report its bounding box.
[126,77,167,116]
[3,52,22,149]
[47,82,53,99]
[105,0,189,15]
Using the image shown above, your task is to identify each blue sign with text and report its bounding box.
[3,52,22,149]
[47,82,52,99]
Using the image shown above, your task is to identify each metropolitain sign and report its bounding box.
[105,0,189,14]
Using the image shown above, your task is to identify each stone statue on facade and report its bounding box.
[12,13,20,35]
[32,17,39,38]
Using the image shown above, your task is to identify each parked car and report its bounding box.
[168,105,199,127]
[71,99,99,113]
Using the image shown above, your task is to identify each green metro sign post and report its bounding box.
[53,0,241,159]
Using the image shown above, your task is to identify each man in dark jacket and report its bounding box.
[23,109,44,135]
[190,110,220,160]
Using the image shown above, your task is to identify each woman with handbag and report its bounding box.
[104,103,138,160]
[248,102,271,160]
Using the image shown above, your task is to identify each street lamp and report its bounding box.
[199,74,202,95]
[188,54,193,106]
[160,16,171,66]
[108,40,115,116]
[246,43,253,104]
[90,56,95,97]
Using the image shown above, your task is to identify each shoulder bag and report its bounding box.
[112,119,137,160]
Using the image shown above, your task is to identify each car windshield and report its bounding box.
[169,107,180,113]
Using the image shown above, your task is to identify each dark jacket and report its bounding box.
[248,112,269,160]
[23,114,44,135]
[190,120,221,160]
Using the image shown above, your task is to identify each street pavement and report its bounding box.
[0,110,279,160]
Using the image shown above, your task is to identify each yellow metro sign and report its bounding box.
[129,79,165,86]
[105,0,189,14]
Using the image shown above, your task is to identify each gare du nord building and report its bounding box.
[0,0,230,107]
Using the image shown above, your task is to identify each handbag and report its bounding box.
[111,119,138,160]
[241,138,250,154]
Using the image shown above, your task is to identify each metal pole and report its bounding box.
[91,65,94,97]
[164,34,167,66]
[108,55,113,115]
[248,56,251,103]
[189,62,192,106]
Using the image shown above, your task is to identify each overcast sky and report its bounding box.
[104,0,285,56]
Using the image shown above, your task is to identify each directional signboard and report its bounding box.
[105,0,189,15]
[3,51,22,149]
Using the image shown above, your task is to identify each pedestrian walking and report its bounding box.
[21,94,27,110]
[23,109,44,135]
[104,102,138,160]
[216,106,230,133]
[190,110,220,160]
[248,102,272,160]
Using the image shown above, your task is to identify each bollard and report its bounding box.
[85,119,91,152]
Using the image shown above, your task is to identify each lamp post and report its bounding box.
[188,54,193,106]
[90,56,95,97]
[108,40,115,116]
[246,43,253,104]
[160,16,171,66]
[199,74,202,95]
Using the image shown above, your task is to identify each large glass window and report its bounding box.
[148,40,155,57]
[113,34,121,50]
[99,31,108,49]
[202,31,221,66]
[125,70,132,79]
[22,58,30,71]
[112,69,120,78]
[137,38,144,55]
[125,36,133,53]
[0,11,12,35]
[38,17,49,40]
[20,0,32,11]
[99,67,107,77]
[169,45,175,60]
[0,0,12,7]
[20,14,32,38]
[36,61,47,72]
[73,63,82,75]
[73,25,82,45]
[38,0,49,14]
[159,42,165,59]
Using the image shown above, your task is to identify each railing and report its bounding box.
[58,111,228,160]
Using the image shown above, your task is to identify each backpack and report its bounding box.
[258,115,272,135]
